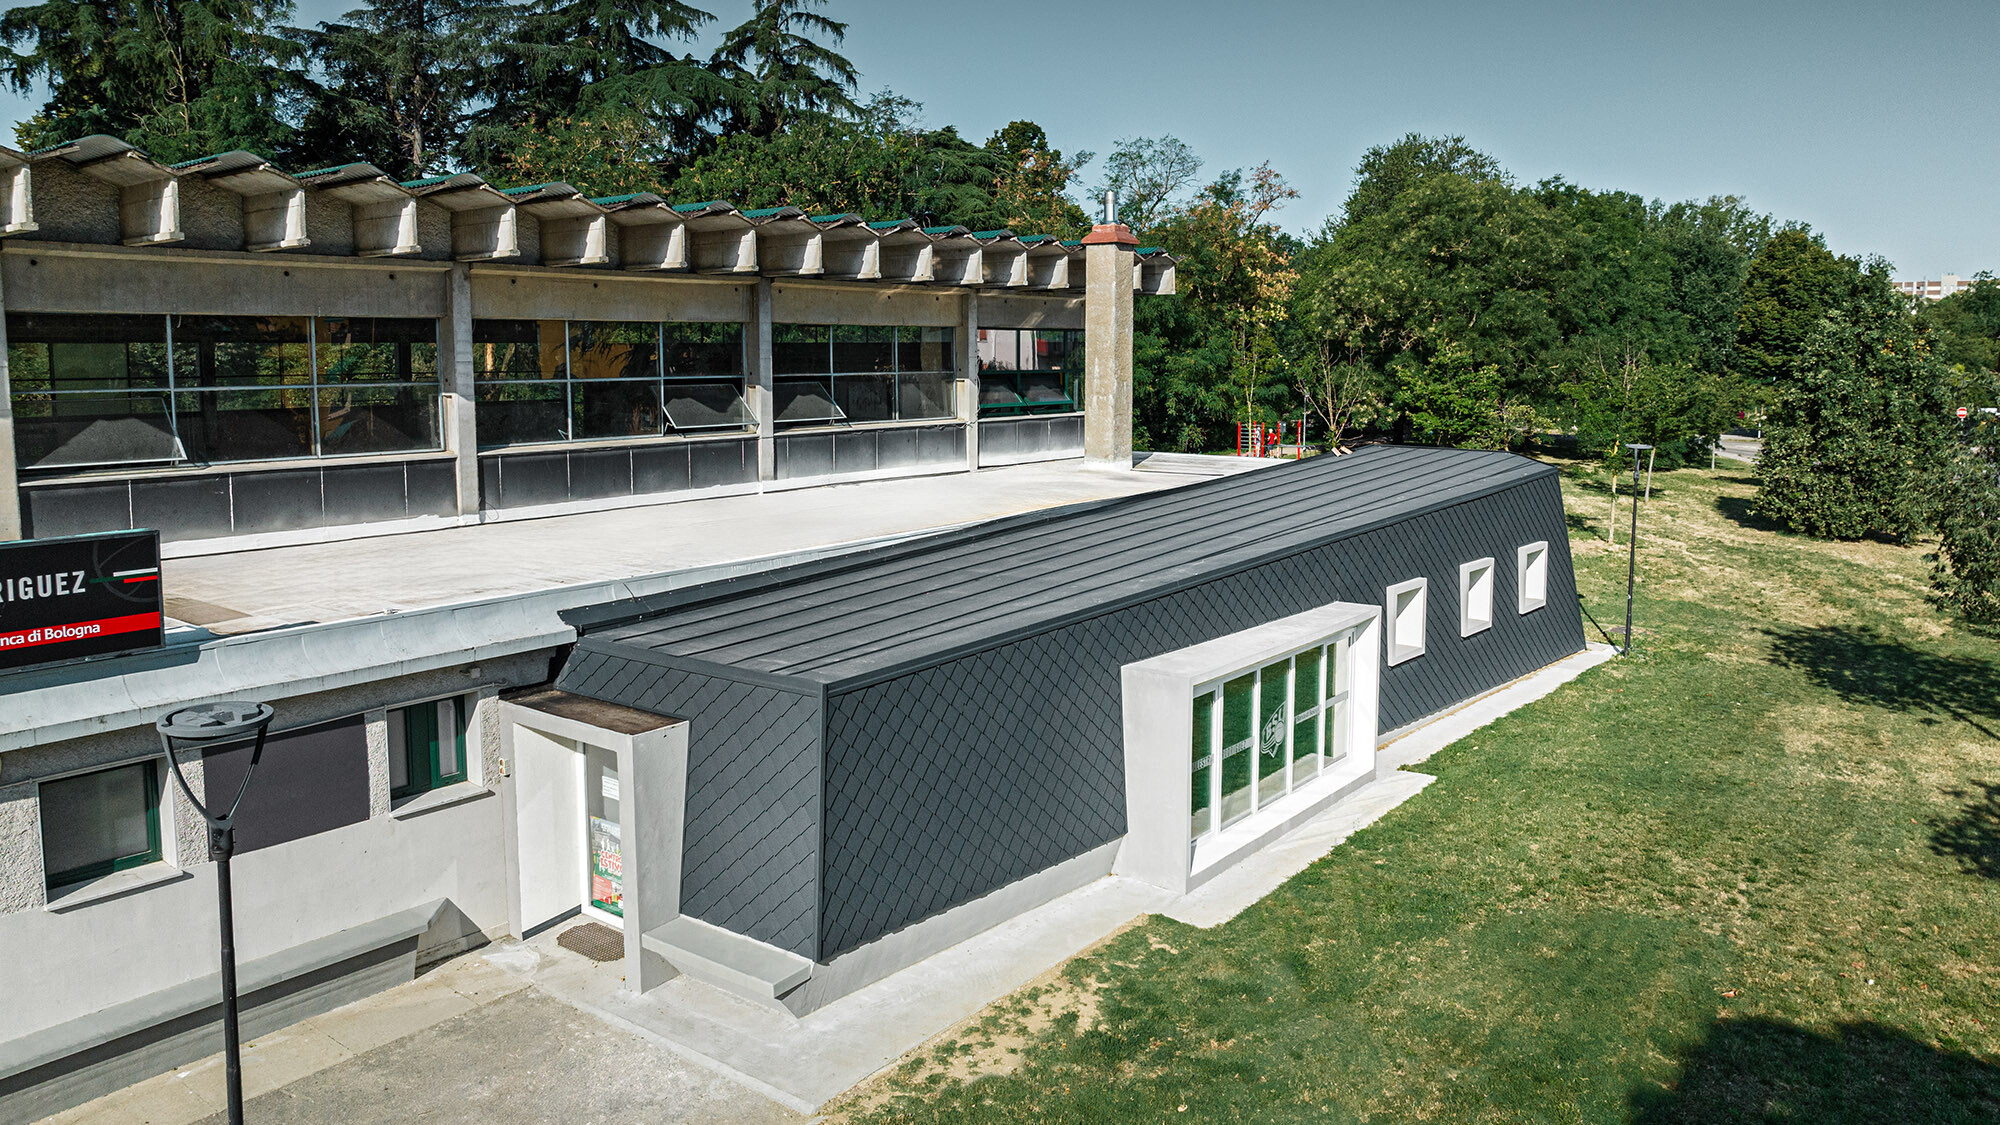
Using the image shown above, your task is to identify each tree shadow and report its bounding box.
[1932,781,2000,880]
[1764,624,2000,739]
[1631,1018,2000,1123]
[1715,493,1788,533]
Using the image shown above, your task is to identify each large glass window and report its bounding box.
[978,328,1083,416]
[1192,638,1352,842]
[5,312,442,469]
[40,760,163,890]
[773,324,958,427]
[473,319,749,447]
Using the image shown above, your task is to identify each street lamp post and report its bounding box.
[156,701,277,1125]
[1621,444,1652,656]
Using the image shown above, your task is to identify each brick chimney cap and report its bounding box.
[1081,223,1140,247]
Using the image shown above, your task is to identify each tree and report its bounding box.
[1754,268,1953,541]
[1394,344,1521,450]
[1,0,303,159]
[1093,135,1201,233]
[1925,276,2000,381]
[1559,353,1736,469]
[492,111,674,196]
[1652,195,1771,376]
[1736,225,1864,386]
[297,0,505,178]
[1930,403,2000,624]
[1339,132,1506,229]
[708,0,858,138]
[471,0,729,170]
[1297,356,1385,450]
[984,121,1090,237]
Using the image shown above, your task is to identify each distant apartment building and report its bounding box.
[1893,274,1984,300]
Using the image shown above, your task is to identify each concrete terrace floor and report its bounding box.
[160,458,1245,635]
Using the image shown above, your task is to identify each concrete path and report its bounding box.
[41,954,803,1125]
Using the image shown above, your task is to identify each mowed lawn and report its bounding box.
[830,457,2000,1124]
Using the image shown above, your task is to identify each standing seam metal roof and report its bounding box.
[566,445,1558,687]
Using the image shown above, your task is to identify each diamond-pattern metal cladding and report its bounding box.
[816,474,1581,959]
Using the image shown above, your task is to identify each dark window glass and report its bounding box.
[171,315,312,388]
[7,315,178,468]
[317,317,439,384]
[897,327,954,374]
[664,382,754,429]
[568,321,659,381]
[831,324,893,373]
[1031,329,1067,371]
[319,384,440,455]
[174,388,315,461]
[774,378,843,423]
[833,372,895,423]
[573,379,663,440]
[772,324,830,374]
[476,381,569,446]
[40,760,161,889]
[662,323,745,376]
[898,371,956,420]
[473,319,566,380]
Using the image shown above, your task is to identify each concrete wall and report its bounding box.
[1,243,449,318]
[0,651,545,1040]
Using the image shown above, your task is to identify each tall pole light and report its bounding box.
[156,701,277,1125]
[1621,444,1652,656]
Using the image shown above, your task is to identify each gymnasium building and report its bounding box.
[0,137,1584,1119]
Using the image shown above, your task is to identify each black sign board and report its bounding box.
[0,529,165,672]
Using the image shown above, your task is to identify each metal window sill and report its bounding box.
[43,862,191,913]
[390,782,494,820]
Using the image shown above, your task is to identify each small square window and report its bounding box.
[1459,557,1495,637]
[1385,578,1428,665]
[1518,541,1549,614]
[40,760,163,891]
[390,695,473,800]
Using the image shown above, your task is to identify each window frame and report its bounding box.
[1385,577,1428,665]
[772,323,959,428]
[1459,557,1495,637]
[1517,541,1549,614]
[389,694,473,801]
[472,318,751,448]
[38,758,165,891]
[1190,632,1358,844]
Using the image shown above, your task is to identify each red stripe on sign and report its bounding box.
[0,612,161,652]
[121,575,158,584]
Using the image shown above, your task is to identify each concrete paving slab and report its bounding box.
[1162,769,1439,928]
[304,972,479,1056]
[190,989,802,1125]
[165,459,1239,631]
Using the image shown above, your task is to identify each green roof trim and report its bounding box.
[294,162,374,179]
[969,229,1016,240]
[592,192,644,204]
[672,200,729,213]
[1059,239,1082,247]
[400,175,455,188]
[868,219,915,229]
[810,212,863,223]
[1135,246,1163,255]
[739,206,790,219]
[922,224,968,236]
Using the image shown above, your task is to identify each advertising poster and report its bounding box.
[0,530,164,672]
[590,815,623,917]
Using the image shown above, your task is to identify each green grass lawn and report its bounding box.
[830,457,2000,1124]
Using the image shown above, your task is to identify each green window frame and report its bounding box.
[1191,633,1357,844]
[40,759,163,890]
[390,695,472,800]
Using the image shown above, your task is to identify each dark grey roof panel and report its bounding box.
[570,444,1555,687]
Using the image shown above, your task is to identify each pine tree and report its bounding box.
[709,0,859,138]
[1,0,303,160]
[298,0,509,177]
[471,0,731,172]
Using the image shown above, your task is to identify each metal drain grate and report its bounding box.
[556,921,624,962]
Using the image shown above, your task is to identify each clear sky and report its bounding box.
[3,0,1992,277]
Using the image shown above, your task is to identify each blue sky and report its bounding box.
[3,0,1992,276]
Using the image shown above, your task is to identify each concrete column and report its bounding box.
[958,290,980,471]
[1082,222,1137,469]
[441,264,479,516]
[0,263,19,540]
[751,279,775,482]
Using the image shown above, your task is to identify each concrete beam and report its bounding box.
[0,162,35,237]
[243,188,309,252]
[689,224,757,273]
[119,179,181,247]
[354,197,420,257]
[752,279,775,482]
[537,215,609,267]
[442,264,479,516]
[959,290,980,472]
[818,229,879,280]
[614,216,687,271]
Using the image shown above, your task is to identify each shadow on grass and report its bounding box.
[1715,493,1788,533]
[1631,1018,2000,1123]
[1932,781,2000,880]
[1764,624,2000,739]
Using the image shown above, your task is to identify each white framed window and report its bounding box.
[1459,557,1495,637]
[1517,541,1549,614]
[1385,577,1427,665]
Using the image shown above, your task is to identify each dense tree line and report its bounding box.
[3,4,1996,621]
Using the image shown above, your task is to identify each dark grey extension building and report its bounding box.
[532,443,1583,1010]
[0,132,1585,1119]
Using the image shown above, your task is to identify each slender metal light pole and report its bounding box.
[156,701,276,1125]
[1621,443,1652,656]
